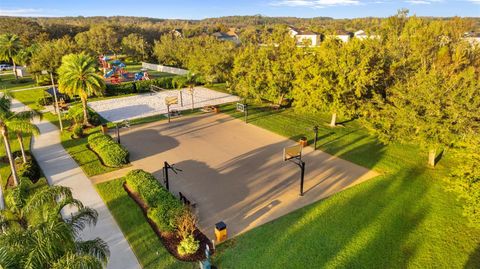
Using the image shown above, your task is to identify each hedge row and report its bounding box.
[125,169,185,232]
[88,133,129,167]
[105,76,179,96]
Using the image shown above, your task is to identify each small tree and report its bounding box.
[0,34,22,80]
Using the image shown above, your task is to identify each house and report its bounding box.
[169,29,183,38]
[354,30,380,40]
[288,26,321,47]
[212,28,240,44]
[332,30,353,42]
[463,31,480,45]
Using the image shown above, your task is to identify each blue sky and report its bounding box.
[0,0,479,19]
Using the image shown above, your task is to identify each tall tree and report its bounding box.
[0,34,22,80]
[121,33,150,62]
[293,38,384,126]
[58,53,105,126]
[7,111,40,164]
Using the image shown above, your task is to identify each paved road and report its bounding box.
[11,99,141,269]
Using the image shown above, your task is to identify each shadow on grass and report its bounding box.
[465,244,480,269]
[214,166,430,268]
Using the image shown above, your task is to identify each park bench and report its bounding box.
[201,105,219,113]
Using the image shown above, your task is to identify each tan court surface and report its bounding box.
[103,113,378,240]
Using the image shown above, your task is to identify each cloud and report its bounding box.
[271,0,361,8]
[467,0,480,4]
[405,0,442,4]
[0,8,54,17]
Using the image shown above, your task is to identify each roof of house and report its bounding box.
[335,30,353,36]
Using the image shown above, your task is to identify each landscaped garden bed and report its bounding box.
[123,169,213,262]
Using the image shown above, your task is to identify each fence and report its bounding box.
[141,62,189,75]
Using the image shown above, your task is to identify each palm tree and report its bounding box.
[7,111,40,164]
[0,111,19,186]
[0,184,110,268]
[0,34,22,80]
[58,53,105,126]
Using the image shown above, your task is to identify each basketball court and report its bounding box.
[109,112,379,240]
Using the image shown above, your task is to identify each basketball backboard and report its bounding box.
[283,144,303,161]
[165,96,178,106]
[236,102,245,112]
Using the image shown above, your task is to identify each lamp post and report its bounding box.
[313,125,319,150]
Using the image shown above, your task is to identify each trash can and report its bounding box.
[299,137,308,147]
[101,124,108,134]
[215,221,227,242]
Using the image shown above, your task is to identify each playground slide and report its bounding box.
[104,70,115,78]
[134,72,143,81]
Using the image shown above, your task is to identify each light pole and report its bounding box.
[313,125,319,150]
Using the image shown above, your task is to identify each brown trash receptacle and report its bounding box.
[101,124,108,134]
[299,137,308,147]
[215,221,227,242]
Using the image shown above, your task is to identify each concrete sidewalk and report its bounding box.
[12,99,140,269]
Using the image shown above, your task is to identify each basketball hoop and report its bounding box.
[283,144,303,161]
[283,144,306,196]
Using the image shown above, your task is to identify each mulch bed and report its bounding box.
[123,182,213,262]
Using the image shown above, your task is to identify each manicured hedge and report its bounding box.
[88,133,129,167]
[125,169,185,232]
[105,76,179,96]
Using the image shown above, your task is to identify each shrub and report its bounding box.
[125,169,185,232]
[37,97,53,106]
[88,133,129,167]
[104,76,178,96]
[72,124,84,138]
[177,235,199,256]
[176,210,197,240]
[18,160,41,182]
[67,105,102,126]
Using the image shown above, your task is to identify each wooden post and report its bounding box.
[428,149,436,167]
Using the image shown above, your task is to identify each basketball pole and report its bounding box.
[300,161,305,196]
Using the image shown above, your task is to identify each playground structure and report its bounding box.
[99,55,150,84]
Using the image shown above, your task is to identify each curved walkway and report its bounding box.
[12,99,140,269]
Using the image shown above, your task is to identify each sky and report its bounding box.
[0,0,479,19]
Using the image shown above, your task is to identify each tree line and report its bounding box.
[0,11,478,227]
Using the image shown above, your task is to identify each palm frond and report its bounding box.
[51,252,104,269]
[24,185,72,214]
[0,246,20,269]
[66,206,98,235]
[75,238,110,265]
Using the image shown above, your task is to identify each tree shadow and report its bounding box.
[465,244,480,269]
[214,166,430,268]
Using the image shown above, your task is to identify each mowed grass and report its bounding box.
[11,88,47,111]
[212,104,480,268]
[96,178,194,269]
[0,74,37,91]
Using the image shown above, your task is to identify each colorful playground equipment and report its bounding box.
[99,55,150,84]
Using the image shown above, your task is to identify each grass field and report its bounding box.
[0,74,37,91]
[96,178,194,269]
[209,104,480,268]
[11,88,47,111]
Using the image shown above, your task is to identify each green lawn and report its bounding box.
[0,74,37,91]
[96,178,194,269]
[11,88,47,111]
[210,104,480,268]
